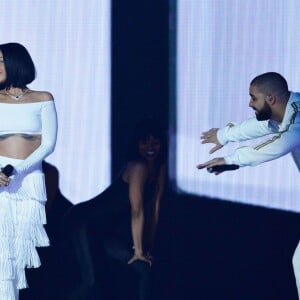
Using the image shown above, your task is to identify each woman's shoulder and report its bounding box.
[125,160,148,177]
[127,159,148,170]
[26,90,54,102]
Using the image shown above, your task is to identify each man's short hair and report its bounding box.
[250,72,288,96]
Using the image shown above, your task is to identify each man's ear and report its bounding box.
[266,94,276,105]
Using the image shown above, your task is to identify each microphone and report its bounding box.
[1,164,14,177]
[207,164,239,173]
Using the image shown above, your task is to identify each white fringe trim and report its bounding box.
[0,170,49,291]
[0,280,17,300]
[16,268,28,289]
[0,258,14,280]
[15,239,41,269]
[0,237,14,258]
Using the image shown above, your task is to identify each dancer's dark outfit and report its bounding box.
[65,174,156,300]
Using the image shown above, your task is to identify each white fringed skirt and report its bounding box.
[0,156,49,299]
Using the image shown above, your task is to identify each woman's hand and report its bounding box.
[145,251,154,263]
[128,253,152,266]
[0,172,10,187]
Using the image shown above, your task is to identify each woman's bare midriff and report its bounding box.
[0,134,41,159]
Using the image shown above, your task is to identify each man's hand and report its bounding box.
[196,157,226,175]
[201,128,223,154]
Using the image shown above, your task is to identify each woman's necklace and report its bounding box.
[5,89,29,101]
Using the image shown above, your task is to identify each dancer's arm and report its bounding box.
[128,162,151,265]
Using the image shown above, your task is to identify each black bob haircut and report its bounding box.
[0,43,36,89]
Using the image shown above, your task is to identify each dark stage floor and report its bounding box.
[20,191,300,300]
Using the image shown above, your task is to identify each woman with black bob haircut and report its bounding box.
[0,42,57,299]
[0,42,36,90]
[65,116,167,300]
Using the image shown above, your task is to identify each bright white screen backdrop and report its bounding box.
[176,0,300,212]
[0,0,111,204]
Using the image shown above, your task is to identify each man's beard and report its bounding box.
[255,101,272,121]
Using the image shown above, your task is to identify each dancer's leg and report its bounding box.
[292,240,300,299]
[104,238,153,300]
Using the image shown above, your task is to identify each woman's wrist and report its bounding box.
[133,247,143,256]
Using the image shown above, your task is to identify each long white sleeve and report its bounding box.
[217,118,274,145]
[223,93,300,167]
[225,121,300,166]
[14,101,58,174]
